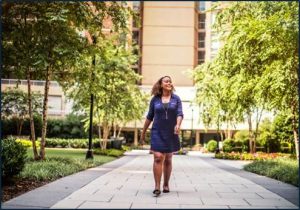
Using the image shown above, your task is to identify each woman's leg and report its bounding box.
[163,153,173,192]
[153,151,165,191]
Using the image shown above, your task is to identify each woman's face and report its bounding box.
[161,77,173,91]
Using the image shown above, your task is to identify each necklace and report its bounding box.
[163,102,169,119]
[162,94,171,120]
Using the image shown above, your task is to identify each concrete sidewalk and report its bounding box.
[2,151,299,209]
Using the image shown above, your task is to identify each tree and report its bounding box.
[2,3,45,160]
[1,87,42,136]
[2,2,134,159]
[67,36,148,150]
[194,2,298,156]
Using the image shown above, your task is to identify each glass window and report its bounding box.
[132,1,140,11]
[198,1,205,11]
[198,14,206,29]
[48,95,62,114]
[198,32,205,48]
[198,51,205,64]
[132,31,139,45]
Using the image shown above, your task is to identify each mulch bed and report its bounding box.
[2,178,50,203]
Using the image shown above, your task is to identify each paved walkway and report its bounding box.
[2,151,299,209]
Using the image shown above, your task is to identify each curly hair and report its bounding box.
[151,76,175,96]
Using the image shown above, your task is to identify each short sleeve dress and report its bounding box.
[146,93,184,153]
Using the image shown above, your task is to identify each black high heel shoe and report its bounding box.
[163,187,170,193]
[153,189,161,197]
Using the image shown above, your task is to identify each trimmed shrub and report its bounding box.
[207,140,217,152]
[16,139,40,149]
[222,139,235,152]
[280,141,292,153]
[233,140,243,152]
[2,115,42,138]
[1,137,27,179]
[46,114,88,139]
[93,149,125,157]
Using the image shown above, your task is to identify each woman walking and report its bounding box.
[141,76,183,197]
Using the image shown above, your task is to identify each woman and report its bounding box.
[140,76,183,197]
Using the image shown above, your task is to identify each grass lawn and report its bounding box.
[244,157,299,187]
[26,147,116,162]
[22,148,118,181]
[2,148,118,202]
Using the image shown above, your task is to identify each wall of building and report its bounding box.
[141,1,196,86]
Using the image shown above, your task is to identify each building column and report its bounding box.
[196,130,200,145]
[134,128,138,146]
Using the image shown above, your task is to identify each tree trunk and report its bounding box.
[98,123,102,141]
[291,103,299,160]
[27,70,40,160]
[113,123,117,138]
[117,124,123,139]
[247,112,254,153]
[100,122,111,150]
[18,118,24,136]
[253,107,264,153]
[40,67,51,160]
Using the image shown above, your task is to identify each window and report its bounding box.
[198,1,205,11]
[198,51,205,64]
[48,95,62,115]
[198,32,205,48]
[132,1,141,28]
[132,31,139,45]
[133,1,140,11]
[198,14,206,29]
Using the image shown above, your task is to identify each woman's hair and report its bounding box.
[151,76,175,96]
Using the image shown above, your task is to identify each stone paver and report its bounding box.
[52,154,297,209]
[2,152,298,209]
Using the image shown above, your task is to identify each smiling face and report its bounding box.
[161,76,173,92]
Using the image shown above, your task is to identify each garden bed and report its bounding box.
[2,148,120,203]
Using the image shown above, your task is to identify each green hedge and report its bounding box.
[93,149,125,157]
[215,152,292,161]
[46,114,88,139]
[2,115,42,138]
[222,138,249,153]
[1,137,27,179]
[40,138,123,149]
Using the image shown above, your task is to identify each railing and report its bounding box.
[2,79,59,87]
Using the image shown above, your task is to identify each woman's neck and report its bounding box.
[162,90,171,97]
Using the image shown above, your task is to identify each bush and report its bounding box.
[93,149,125,157]
[16,139,40,149]
[280,141,292,153]
[222,139,235,152]
[233,140,243,152]
[207,140,217,152]
[244,158,299,186]
[1,137,27,179]
[2,115,42,138]
[47,114,88,139]
[215,151,290,161]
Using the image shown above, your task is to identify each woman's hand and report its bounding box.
[140,132,145,146]
[174,125,180,134]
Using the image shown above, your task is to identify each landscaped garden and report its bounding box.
[1,1,298,204]
[1,136,130,202]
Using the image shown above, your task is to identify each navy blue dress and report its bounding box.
[146,93,184,153]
